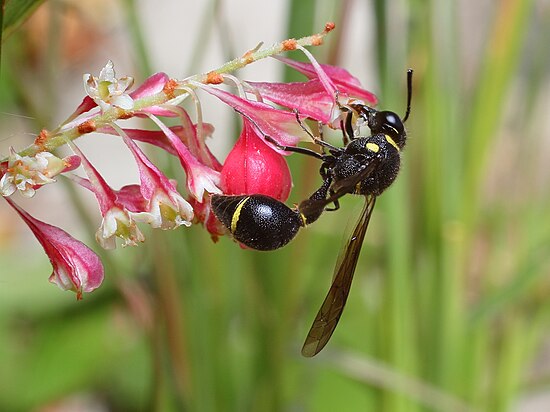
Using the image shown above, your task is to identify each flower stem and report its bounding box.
[3,23,335,163]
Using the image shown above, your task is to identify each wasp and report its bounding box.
[211,69,413,357]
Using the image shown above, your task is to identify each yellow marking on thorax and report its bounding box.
[231,197,250,233]
[366,142,380,153]
[299,212,308,226]
[385,134,400,151]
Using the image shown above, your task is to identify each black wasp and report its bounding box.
[211,69,413,357]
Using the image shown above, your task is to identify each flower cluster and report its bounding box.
[0,23,377,299]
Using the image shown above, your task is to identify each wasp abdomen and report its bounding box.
[211,194,304,251]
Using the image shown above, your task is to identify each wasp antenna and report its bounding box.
[403,68,413,123]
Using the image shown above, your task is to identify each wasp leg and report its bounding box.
[234,107,326,160]
[299,177,332,225]
[316,163,339,212]
[262,135,325,159]
[325,189,340,211]
[334,90,355,144]
[293,109,340,152]
[339,119,349,146]
[319,163,332,180]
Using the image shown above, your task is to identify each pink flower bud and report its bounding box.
[5,197,104,299]
[221,119,292,201]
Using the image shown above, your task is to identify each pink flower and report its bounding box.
[5,197,104,299]
[146,114,221,200]
[96,122,216,160]
[118,128,194,229]
[148,107,227,237]
[274,55,377,105]
[245,79,334,123]
[246,53,377,125]
[221,118,292,201]
[63,71,172,130]
[193,83,312,151]
[69,143,145,249]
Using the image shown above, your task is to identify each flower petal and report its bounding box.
[69,143,144,248]
[5,197,104,299]
[147,114,221,200]
[130,72,170,99]
[83,60,135,111]
[275,56,378,105]
[119,130,194,228]
[196,83,312,151]
[247,79,334,123]
[97,123,216,163]
[0,149,81,198]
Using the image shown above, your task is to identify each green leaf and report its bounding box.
[2,0,46,40]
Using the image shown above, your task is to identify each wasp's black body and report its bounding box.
[211,70,413,357]
[210,194,303,251]
[330,133,401,196]
[210,131,403,248]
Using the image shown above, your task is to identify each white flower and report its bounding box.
[96,207,145,250]
[130,190,194,230]
[84,60,134,111]
[0,149,67,197]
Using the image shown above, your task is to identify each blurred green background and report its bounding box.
[1,0,550,411]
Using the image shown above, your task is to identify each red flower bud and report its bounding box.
[221,119,292,201]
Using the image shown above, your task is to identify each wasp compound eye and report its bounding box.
[380,111,405,136]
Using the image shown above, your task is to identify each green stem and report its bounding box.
[4,24,335,162]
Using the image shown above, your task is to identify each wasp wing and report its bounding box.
[301,195,377,357]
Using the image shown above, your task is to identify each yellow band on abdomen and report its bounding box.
[231,197,250,233]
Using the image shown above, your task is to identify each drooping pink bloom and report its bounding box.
[274,55,378,105]
[96,123,215,159]
[193,83,313,151]
[245,79,334,123]
[146,114,221,201]
[118,129,194,229]
[148,107,227,238]
[5,197,104,299]
[69,143,145,250]
[246,53,377,125]
[221,118,292,201]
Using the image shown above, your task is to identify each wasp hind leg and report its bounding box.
[325,189,340,211]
